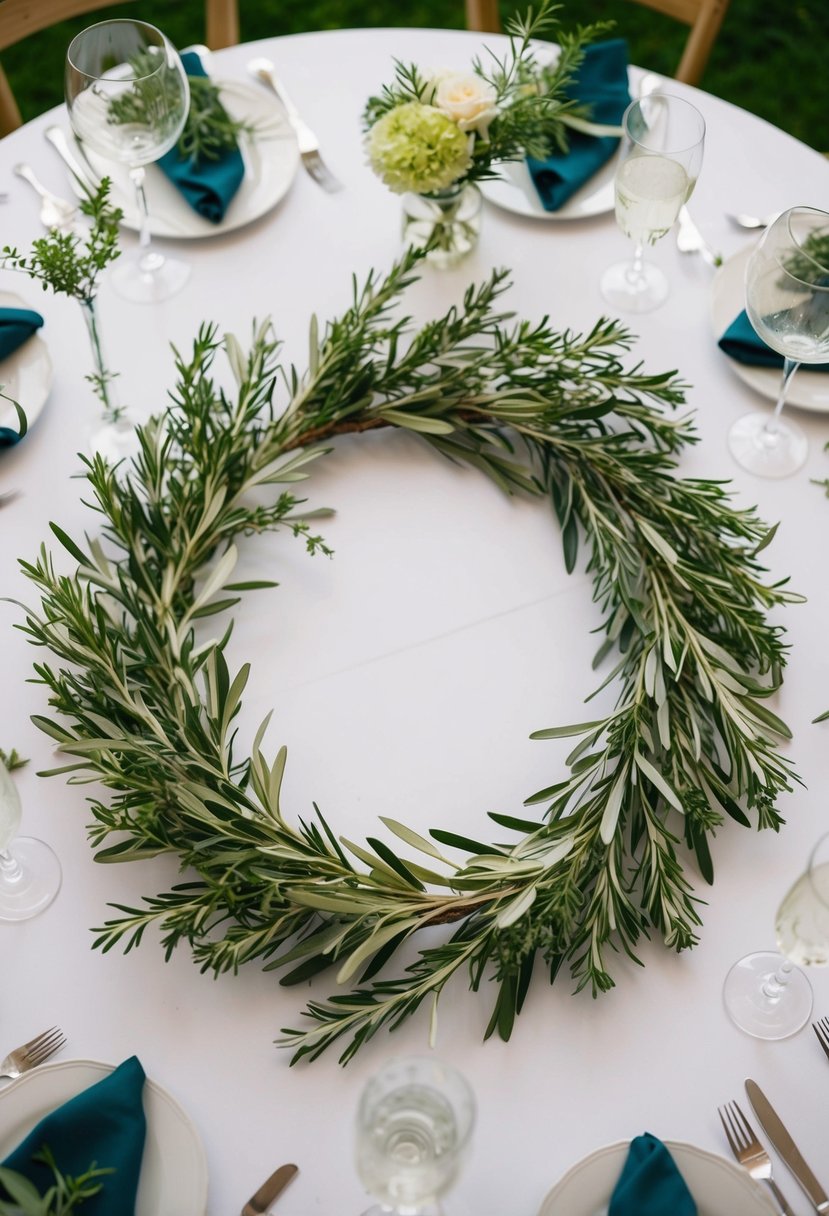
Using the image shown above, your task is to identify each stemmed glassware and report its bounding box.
[65,19,190,304]
[601,94,705,313]
[723,832,829,1040]
[0,760,62,921]
[355,1056,475,1215]
[727,206,829,478]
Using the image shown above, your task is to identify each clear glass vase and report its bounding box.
[79,298,135,463]
[401,184,482,269]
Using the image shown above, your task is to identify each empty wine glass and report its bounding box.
[723,832,829,1040]
[728,206,829,478]
[65,19,190,303]
[0,760,62,921]
[355,1056,475,1215]
[601,94,705,313]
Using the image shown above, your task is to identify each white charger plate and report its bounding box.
[0,1059,208,1215]
[537,1139,777,1216]
[711,244,829,413]
[71,79,299,240]
[0,291,53,439]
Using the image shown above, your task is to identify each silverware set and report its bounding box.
[719,1042,829,1215]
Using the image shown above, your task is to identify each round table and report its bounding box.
[2,26,829,1216]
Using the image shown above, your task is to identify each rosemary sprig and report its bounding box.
[0,1148,113,1215]
[18,248,800,1064]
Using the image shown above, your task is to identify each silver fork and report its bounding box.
[0,1027,66,1081]
[718,1099,795,1215]
[247,58,343,193]
[813,1015,829,1061]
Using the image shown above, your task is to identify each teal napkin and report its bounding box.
[719,309,829,371]
[0,307,43,447]
[156,50,245,222]
[527,39,631,212]
[0,1056,147,1215]
[609,1134,697,1216]
[0,307,43,363]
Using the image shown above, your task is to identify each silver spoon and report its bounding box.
[13,163,82,234]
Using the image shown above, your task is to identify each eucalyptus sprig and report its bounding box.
[0,1149,112,1215]
[18,247,799,1064]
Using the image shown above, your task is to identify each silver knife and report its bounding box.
[43,126,99,197]
[247,58,343,192]
[676,204,723,268]
[240,1162,299,1216]
[745,1079,829,1213]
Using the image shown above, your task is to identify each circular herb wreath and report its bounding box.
[22,250,799,1064]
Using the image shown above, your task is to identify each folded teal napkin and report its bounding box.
[0,307,43,363]
[527,39,631,212]
[0,1056,147,1215]
[156,50,245,222]
[608,1134,697,1216]
[0,307,43,447]
[719,310,829,371]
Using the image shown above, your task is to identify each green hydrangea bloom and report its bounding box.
[367,102,472,194]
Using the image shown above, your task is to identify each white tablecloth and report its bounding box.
[2,27,829,1216]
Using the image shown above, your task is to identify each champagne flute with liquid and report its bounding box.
[601,94,705,313]
[355,1056,475,1215]
[0,759,62,921]
[723,832,829,1040]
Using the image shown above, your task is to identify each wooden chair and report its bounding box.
[0,0,240,135]
[464,0,731,87]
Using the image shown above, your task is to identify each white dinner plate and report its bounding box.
[74,79,299,240]
[480,65,635,222]
[537,1139,778,1216]
[0,291,53,439]
[0,1059,208,1215]
[711,244,829,413]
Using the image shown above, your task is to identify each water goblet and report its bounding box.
[723,831,829,1040]
[355,1056,475,1215]
[65,19,190,304]
[0,760,62,921]
[727,206,829,478]
[601,94,705,313]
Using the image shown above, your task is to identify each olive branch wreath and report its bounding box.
[18,247,800,1064]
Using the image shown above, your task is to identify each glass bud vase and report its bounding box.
[401,183,482,269]
[79,297,135,463]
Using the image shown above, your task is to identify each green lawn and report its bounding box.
[3,0,827,150]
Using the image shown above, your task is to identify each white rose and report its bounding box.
[434,73,498,135]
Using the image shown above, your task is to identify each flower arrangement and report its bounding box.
[363,2,607,197]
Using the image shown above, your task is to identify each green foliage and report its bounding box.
[107,49,251,163]
[0,749,28,771]
[19,248,799,1064]
[364,2,609,183]
[0,182,121,305]
[0,1149,113,1215]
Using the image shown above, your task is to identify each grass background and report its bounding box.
[2,0,827,150]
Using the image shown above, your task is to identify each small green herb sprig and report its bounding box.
[0,1149,112,1215]
[108,50,251,164]
[20,248,799,1065]
[0,749,27,771]
[1,181,121,305]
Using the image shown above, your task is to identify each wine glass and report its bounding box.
[355,1056,475,1215]
[0,760,62,921]
[65,19,190,304]
[601,94,705,313]
[723,832,829,1040]
[727,206,829,478]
